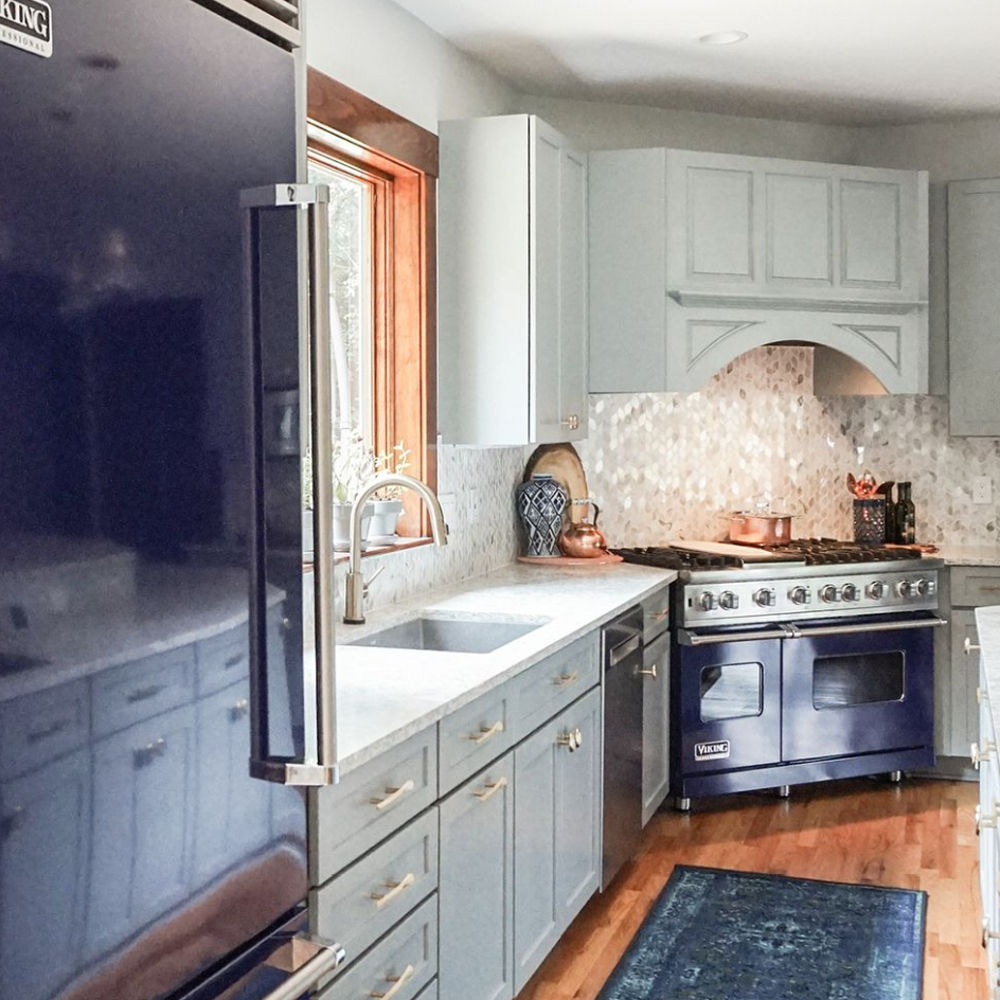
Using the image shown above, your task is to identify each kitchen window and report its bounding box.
[306,68,438,539]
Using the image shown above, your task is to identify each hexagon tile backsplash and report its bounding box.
[578,346,1000,549]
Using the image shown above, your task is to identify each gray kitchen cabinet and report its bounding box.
[0,749,90,1000]
[641,629,671,826]
[86,703,197,958]
[950,609,980,759]
[438,754,515,1000]
[193,679,274,883]
[513,686,602,993]
[438,114,588,446]
[948,179,1000,436]
[589,147,928,394]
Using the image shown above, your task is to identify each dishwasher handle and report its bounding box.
[609,633,642,667]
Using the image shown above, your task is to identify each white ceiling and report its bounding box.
[390,0,1000,126]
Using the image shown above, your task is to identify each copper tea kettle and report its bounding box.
[559,500,608,558]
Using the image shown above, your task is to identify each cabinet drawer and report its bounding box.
[0,679,90,779]
[92,646,196,737]
[438,683,516,795]
[196,625,250,695]
[641,586,671,645]
[312,729,438,883]
[512,632,599,741]
[312,809,438,962]
[317,894,437,1000]
[952,567,1000,608]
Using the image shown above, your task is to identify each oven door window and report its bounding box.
[700,662,764,722]
[812,651,905,709]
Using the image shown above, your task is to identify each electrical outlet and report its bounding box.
[973,476,993,505]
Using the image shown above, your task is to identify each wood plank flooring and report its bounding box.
[519,778,986,1000]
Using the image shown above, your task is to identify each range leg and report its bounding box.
[889,770,903,784]
[777,785,790,799]
[675,797,691,813]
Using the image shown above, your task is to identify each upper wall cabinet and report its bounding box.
[948,178,1000,436]
[438,115,588,446]
[589,148,929,394]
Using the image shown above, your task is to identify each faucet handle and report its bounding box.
[363,565,385,601]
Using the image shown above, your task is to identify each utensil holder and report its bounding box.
[853,498,886,545]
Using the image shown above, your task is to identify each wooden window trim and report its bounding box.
[307,67,438,540]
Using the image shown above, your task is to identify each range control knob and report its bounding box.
[754,588,776,608]
[719,591,740,611]
[698,592,717,612]
[819,584,841,603]
[841,583,860,602]
[896,579,914,598]
[789,586,811,606]
[914,578,930,597]
[866,581,887,600]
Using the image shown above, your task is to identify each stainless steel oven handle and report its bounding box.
[786,617,947,639]
[679,627,791,646]
[262,937,346,1000]
[610,633,642,666]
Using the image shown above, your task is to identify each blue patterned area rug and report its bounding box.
[599,866,926,1000]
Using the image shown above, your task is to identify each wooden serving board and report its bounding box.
[669,540,805,562]
[517,552,624,566]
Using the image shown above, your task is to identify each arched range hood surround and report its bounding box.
[588,147,929,396]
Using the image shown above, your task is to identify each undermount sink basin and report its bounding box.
[350,616,545,654]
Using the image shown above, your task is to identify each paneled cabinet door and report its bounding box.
[949,610,979,759]
[948,179,1000,436]
[641,632,671,826]
[86,703,197,958]
[439,754,514,1000]
[0,749,89,1000]
[194,680,274,884]
[513,687,602,993]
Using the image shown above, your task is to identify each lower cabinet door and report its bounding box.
[641,632,671,826]
[951,610,980,758]
[438,755,514,1000]
[513,687,602,992]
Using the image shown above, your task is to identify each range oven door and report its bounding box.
[675,629,783,775]
[781,613,941,762]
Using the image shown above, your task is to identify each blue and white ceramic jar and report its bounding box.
[516,474,569,557]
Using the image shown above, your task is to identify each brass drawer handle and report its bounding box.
[557,727,583,752]
[127,683,166,703]
[966,637,983,655]
[638,665,657,679]
[979,586,1000,593]
[972,741,996,769]
[133,737,167,769]
[370,779,415,811]
[230,698,250,722]
[27,718,70,743]
[560,415,580,431]
[649,608,669,622]
[370,872,415,910]
[224,653,246,669]
[553,671,579,688]
[370,964,415,1000]
[467,721,504,745]
[474,776,508,802]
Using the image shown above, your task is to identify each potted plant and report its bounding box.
[368,442,411,543]
[332,433,376,552]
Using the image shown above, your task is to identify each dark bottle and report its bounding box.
[897,481,916,544]
[879,481,898,543]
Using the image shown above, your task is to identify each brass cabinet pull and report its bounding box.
[26,718,69,744]
[649,608,669,622]
[133,737,167,769]
[980,687,990,706]
[127,684,166,704]
[976,803,1000,834]
[224,653,245,669]
[467,721,504,745]
[638,665,658,679]
[370,964,415,1000]
[370,779,415,811]
[557,727,584,752]
[966,636,983,655]
[972,741,997,769]
[560,415,580,430]
[369,872,415,910]
[230,698,250,722]
[474,776,508,802]
[553,671,579,688]
[980,586,1000,593]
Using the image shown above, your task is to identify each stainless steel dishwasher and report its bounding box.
[601,606,644,889]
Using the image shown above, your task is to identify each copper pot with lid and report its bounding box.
[559,499,609,557]
[724,499,800,546]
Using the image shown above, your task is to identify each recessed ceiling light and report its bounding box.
[698,31,749,46]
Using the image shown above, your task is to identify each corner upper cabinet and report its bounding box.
[438,115,588,446]
[589,148,928,394]
[948,178,1000,436]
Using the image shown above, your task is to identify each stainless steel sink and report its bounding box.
[349,616,545,654]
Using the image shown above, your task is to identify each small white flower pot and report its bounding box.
[368,498,404,544]
[333,501,373,552]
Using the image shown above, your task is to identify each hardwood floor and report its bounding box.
[519,778,986,1000]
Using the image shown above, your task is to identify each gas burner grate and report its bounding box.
[611,546,744,570]
[761,538,924,565]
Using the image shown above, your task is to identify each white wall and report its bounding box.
[305,0,517,134]
[515,94,862,162]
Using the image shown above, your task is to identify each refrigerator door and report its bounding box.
[0,3,309,999]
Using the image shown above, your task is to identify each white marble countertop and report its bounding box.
[976,606,1000,740]
[332,561,676,774]
[937,544,1000,567]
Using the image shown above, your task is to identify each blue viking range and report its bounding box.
[615,541,945,810]
[0,3,345,999]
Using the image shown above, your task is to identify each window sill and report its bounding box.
[302,537,432,571]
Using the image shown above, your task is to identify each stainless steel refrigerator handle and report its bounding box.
[242,183,338,787]
[609,633,642,666]
[262,938,346,1000]
[786,617,947,639]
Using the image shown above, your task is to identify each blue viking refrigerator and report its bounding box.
[0,2,344,999]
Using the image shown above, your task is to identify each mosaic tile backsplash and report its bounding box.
[579,346,1000,549]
